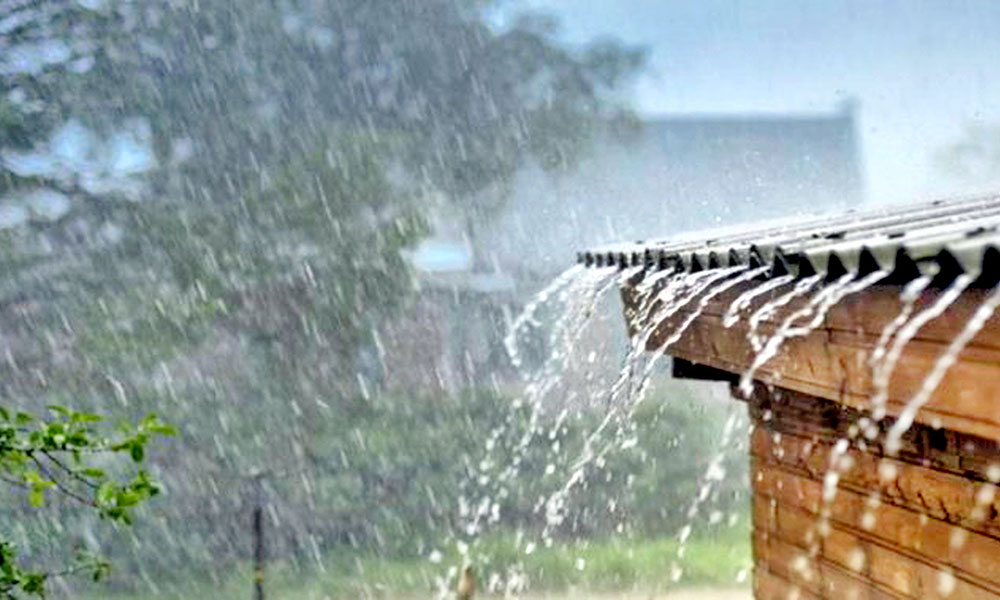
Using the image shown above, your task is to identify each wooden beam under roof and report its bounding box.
[622,279,1000,442]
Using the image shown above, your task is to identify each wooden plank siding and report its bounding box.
[619,274,1000,598]
[622,280,1000,442]
[749,389,1000,599]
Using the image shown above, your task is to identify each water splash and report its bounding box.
[672,405,745,567]
[869,275,933,367]
[746,274,823,352]
[512,267,622,438]
[885,282,1000,454]
[723,274,795,328]
[602,268,745,431]
[504,264,585,368]
[538,266,762,537]
[657,266,771,353]
[603,269,722,410]
[635,266,677,295]
[811,434,853,553]
[787,270,889,337]
[451,263,646,573]
[738,270,888,397]
[456,266,620,547]
[625,268,678,324]
[869,273,973,421]
[631,266,768,403]
[812,272,978,559]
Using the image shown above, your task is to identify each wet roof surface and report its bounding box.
[578,193,1000,284]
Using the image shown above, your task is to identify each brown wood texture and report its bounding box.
[754,567,822,600]
[622,279,1000,441]
[750,391,1000,599]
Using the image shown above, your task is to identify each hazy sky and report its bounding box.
[499,0,1000,206]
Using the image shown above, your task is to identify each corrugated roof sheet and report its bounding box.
[577,193,1000,283]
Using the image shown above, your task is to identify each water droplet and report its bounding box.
[848,547,866,572]
[937,569,957,596]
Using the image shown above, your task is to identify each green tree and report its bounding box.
[0,406,174,597]
[1,0,645,592]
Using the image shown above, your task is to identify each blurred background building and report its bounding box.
[393,103,863,394]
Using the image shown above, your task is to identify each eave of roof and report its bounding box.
[578,193,1000,285]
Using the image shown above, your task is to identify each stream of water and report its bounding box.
[449,255,995,596]
[885,281,1000,454]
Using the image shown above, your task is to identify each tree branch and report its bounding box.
[41,450,99,490]
[0,473,31,489]
[26,452,96,507]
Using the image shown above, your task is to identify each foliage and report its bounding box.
[1,0,645,207]
[3,384,745,596]
[0,0,647,593]
[188,385,747,576]
[79,528,751,600]
[0,406,174,597]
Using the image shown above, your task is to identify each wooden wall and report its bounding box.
[750,385,1000,599]
[617,272,1000,597]
[623,281,1000,442]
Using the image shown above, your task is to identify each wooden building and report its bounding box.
[580,194,1000,599]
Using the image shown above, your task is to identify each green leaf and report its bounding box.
[82,468,106,478]
[28,488,45,507]
[117,491,140,507]
[130,442,144,462]
[139,415,177,436]
[148,423,178,436]
[68,432,89,446]
[23,573,47,593]
[72,413,103,423]
[97,481,115,506]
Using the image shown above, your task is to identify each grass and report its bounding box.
[84,524,751,599]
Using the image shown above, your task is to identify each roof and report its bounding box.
[578,193,1000,284]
